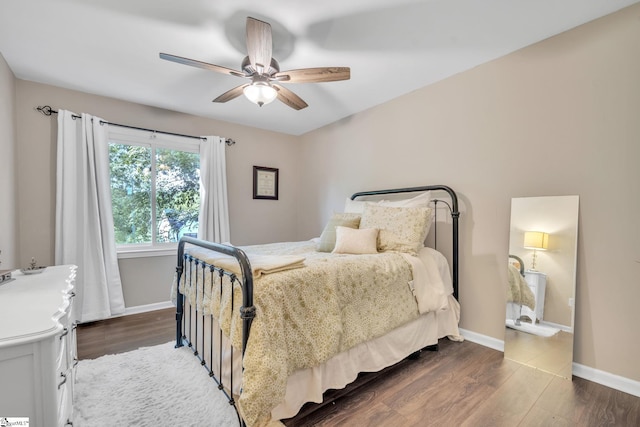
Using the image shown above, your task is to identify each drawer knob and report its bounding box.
[57,372,67,389]
[60,327,69,340]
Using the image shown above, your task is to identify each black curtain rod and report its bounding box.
[36,105,235,146]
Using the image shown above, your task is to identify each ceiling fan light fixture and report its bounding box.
[243,82,278,107]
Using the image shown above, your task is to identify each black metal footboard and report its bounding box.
[175,236,255,426]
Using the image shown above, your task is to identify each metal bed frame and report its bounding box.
[174,185,460,426]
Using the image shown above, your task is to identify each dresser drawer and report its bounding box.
[56,328,69,369]
[57,368,74,427]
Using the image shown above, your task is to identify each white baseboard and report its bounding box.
[459,328,504,352]
[459,328,640,398]
[539,320,572,333]
[120,301,174,317]
[573,363,640,398]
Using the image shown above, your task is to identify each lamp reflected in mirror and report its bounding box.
[505,195,579,379]
[523,230,549,270]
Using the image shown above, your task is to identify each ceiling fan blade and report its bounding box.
[246,17,272,74]
[160,53,245,78]
[213,84,249,103]
[274,67,351,83]
[273,84,308,110]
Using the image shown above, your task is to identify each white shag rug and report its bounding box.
[505,319,560,337]
[74,342,239,426]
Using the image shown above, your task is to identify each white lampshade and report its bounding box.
[523,231,549,250]
[243,83,278,107]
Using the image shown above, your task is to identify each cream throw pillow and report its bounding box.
[332,226,379,254]
[317,213,362,252]
[360,204,433,255]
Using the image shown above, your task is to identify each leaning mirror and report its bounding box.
[505,195,579,379]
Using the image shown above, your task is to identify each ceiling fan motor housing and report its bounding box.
[241,56,280,76]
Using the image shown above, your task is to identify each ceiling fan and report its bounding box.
[160,17,350,110]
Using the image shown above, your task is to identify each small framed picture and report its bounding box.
[253,166,279,200]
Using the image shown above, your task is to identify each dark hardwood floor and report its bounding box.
[76,309,640,426]
[76,307,175,360]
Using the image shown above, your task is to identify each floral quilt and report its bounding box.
[180,240,430,427]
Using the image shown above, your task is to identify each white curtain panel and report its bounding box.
[198,136,230,243]
[55,110,125,322]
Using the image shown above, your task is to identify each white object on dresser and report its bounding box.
[0,265,77,427]
[521,270,547,324]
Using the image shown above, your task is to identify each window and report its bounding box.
[108,128,200,255]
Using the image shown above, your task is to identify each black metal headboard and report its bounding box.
[350,185,460,300]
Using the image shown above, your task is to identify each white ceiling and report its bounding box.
[1,0,637,135]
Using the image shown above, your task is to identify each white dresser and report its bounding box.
[0,265,77,427]
[521,270,547,323]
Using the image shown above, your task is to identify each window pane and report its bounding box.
[109,144,152,244]
[156,148,200,243]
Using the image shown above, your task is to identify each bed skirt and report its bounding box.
[272,294,462,420]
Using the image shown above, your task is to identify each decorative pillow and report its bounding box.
[379,192,431,208]
[317,213,362,252]
[360,204,433,255]
[332,226,379,254]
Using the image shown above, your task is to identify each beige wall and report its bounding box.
[298,5,640,381]
[14,81,300,307]
[4,3,639,384]
[0,53,17,269]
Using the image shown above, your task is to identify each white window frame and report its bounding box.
[108,127,200,258]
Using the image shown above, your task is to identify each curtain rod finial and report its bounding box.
[36,105,56,116]
[225,138,236,146]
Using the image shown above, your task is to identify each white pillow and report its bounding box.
[332,226,379,254]
[360,204,433,255]
[379,192,431,208]
[343,198,368,214]
[345,192,431,213]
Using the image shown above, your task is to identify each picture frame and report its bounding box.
[253,166,279,200]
